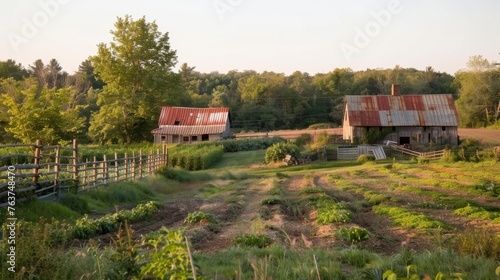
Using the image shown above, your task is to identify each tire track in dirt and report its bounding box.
[193,178,275,253]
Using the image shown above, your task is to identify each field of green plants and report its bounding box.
[1,137,500,279]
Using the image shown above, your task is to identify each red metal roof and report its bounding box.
[157,106,230,126]
[151,125,227,135]
[344,94,459,127]
[152,107,230,135]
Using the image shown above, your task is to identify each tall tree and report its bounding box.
[29,59,49,87]
[0,60,28,81]
[46,58,62,88]
[90,15,181,144]
[456,56,500,127]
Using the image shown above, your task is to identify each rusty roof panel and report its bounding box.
[157,107,230,126]
[344,95,458,127]
[375,95,390,110]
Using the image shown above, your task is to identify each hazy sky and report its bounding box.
[1,0,499,75]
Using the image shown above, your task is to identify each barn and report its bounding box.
[151,106,231,144]
[342,85,459,146]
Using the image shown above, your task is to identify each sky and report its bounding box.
[1,0,500,76]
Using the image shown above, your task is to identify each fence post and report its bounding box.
[83,159,88,187]
[165,147,169,168]
[32,140,42,193]
[115,153,119,182]
[162,144,167,166]
[139,149,143,179]
[124,153,129,181]
[54,145,60,198]
[103,154,108,185]
[72,139,79,193]
[148,149,153,175]
[156,149,160,171]
[132,151,136,180]
[93,156,97,188]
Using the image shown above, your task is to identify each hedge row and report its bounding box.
[221,137,286,152]
[169,144,224,171]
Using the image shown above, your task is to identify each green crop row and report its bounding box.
[454,205,500,223]
[169,144,224,170]
[373,205,449,231]
[309,196,352,224]
[73,201,161,238]
[3,201,161,249]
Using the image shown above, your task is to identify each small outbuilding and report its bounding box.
[342,85,459,146]
[151,106,231,144]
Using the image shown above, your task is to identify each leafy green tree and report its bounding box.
[2,80,86,144]
[209,85,230,107]
[90,15,181,144]
[313,68,354,124]
[238,74,268,105]
[456,56,500,127]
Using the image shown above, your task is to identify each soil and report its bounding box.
[82,147,500,256]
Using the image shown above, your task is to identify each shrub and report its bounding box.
[168,144,224,170]
[311,131,330,149]
[357,154,376,163]
[317,207,352,224]
[233,233,271,248]
[184,211,216,224]
[264,142,300,163]
[335,227,370,244]
[139,227,198,279]
[295,133,312,147]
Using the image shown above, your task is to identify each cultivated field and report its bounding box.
[2,146,500,279]
[124,151,500,278]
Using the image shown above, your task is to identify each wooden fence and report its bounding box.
[390,145,445,160]
[0,140,168,207]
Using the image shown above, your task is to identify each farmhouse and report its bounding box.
[342,85,459,146]
[151,106,231,144]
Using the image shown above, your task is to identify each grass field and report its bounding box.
[1,146,500,279]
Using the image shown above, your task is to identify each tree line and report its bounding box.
[1,15,499,145]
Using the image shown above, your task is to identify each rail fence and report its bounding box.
[0,140,168,207]
[390,145,445,160]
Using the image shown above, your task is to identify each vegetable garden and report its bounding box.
[1,136,500,279]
